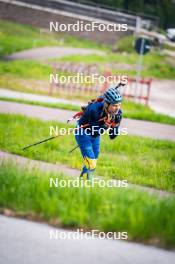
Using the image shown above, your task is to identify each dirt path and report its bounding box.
[0,150,173,197]
[0,100,175,141]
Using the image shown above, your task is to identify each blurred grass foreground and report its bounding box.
[0,162,175,248]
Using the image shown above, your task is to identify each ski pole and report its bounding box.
[68,145,79,154]
[22,124,89,151]
[22,134,63,150]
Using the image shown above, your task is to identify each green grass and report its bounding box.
[0,19,59,56]
[0,19,109,57]
[0,162,175,247]
[1,51,170,81]
[114,35,135,53]
[1,18,175,79]
[0,59,175,127]
[1,96,175,125]
[0,113,174,192]
[122,100,175,125]
[58,53,136,64]
[0,60,99,85]
[164,43,175,51]
[0,60,51,79]
[58,52,175,79]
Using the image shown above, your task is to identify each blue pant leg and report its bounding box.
[91,136,100,159]
[75,133,95,159]
[75,132,96,179]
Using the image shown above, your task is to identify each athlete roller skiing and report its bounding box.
[22,84,124,179]
[74,84,123,181]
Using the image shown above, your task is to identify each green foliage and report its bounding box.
[88,0,175,29]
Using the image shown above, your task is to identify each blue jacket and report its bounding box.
[78,102,122,139]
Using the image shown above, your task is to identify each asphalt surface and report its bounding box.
[149,80,175,118]
[0,88,83,106]
[0,100,175,141]
[0,215,175,264]
[4,47,105,60]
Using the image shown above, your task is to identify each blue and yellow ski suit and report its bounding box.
[75,101,122,179]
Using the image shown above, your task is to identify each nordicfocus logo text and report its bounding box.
[49,177,128,188]
[50,21,127,32]
[49,229,128,240]
[50,73,128,85]
[49,126,128,137]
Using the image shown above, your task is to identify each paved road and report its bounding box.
[0,88,83,106]
[1,86,175,119]
[4,47,105,60]
[149,80,175,118]
[0,215,174,264]
[0,100,175,141]
[0,150,173,197]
